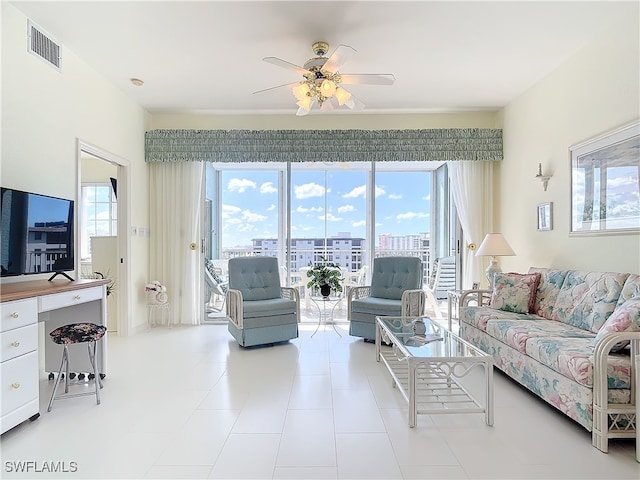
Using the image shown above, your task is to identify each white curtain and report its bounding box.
[149,162,204,325]
[448,161,494,289]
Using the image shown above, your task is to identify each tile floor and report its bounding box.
[1,318,638,479]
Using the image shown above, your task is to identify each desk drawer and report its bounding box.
[39,286,103,312]
[1,351,38,417]
[1,323,38,363]
[0,298,38,332]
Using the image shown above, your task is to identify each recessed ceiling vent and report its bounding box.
[27,20,61,72]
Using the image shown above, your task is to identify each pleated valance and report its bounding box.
[145,128,502,163]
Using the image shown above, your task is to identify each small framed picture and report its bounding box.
[537,202,553,231]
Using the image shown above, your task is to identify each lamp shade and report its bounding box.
[475,233,515,257]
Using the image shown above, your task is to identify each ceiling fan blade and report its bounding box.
[253,82,298,95]
[339,74,396,85]
[345,94,366,111]
[320,98,335,112]
[263,56,310,76]
[322,44,357,73]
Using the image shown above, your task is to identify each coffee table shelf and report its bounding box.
[376,316,494,427]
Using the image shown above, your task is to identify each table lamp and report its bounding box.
[475,233,516,287]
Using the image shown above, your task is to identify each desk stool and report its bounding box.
[47,323,106,412]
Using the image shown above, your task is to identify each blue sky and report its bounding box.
[220,169,432,247]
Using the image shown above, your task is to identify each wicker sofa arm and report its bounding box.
[592,331,640,452]
[459,289,492,308]
[226,288,244,329]
[281,287,301,323]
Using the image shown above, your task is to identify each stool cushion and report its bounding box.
[49,323,107,344]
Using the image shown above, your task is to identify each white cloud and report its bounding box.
[352,220,366,227]
[295,182,326,199]
[267,204,276,211]
[228,178,256,193]
[242,210,268,222]
[320,212,343,222]
[343,185,366,198]
[396,212,429,221]
[296,205,323,213]
[343,184,385,198]
[388,193,402,200]
[422,194,431,201]
[338,204,355,213]
[260,182,278,194]
[221,204,242,218]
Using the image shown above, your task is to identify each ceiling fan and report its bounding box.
[254,41,395,116]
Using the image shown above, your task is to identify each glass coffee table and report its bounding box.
[375,316,494,427]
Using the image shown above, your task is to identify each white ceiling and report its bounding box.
[10,1,636,115]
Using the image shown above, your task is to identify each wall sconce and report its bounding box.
[535,163,552,191]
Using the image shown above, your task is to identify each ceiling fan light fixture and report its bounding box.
[320,79,337,98]
[296,96,312,111]
[335,87,351,106]
[292,82,310,101]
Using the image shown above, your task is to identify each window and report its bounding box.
[206,161,448,286]
[80,184,117,259]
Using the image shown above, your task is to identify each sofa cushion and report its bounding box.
[592,297,640,352]
[490,272,541,314]
[618,274,640,307]
[552,271,629,333]
[485,318,594,354]
[525,336,631,389]
[459,305,529,332]
[528,268,568,319]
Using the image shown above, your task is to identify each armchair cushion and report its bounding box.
[228,257,282,301]
[242,298,297,318]
[351,297,403,316]
[370,257,422,300]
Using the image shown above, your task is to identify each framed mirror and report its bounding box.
[570,121,640,235]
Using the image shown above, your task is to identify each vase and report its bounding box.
[320,284,331,298]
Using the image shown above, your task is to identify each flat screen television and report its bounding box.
[0,187,75,280]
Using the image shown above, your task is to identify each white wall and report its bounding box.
[498,11,640,275]
[149,111,500,131]
[1,3,151,333]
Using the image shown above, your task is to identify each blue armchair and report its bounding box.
[348,257,425,341]
[226,257,300,347]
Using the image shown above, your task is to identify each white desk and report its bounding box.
[0,278,108,434]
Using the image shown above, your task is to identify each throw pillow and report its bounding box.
[490,272,541,314]
[592,297,640,352]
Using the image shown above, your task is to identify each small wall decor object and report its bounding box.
[570,120,640,235]
[145,280,168,305]
[537,202,553,231]
[535,163,552,191]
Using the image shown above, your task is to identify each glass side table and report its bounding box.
[309,295,343,337]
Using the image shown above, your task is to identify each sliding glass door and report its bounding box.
[203,160,452,322]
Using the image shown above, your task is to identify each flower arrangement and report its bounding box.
[145,280,168,305]
[306,257,344,297]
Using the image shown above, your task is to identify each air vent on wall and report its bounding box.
[27,20,61,72]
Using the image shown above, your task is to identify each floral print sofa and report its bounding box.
[459,268,640,453]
